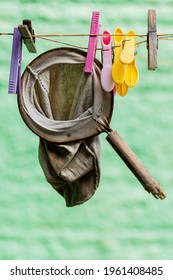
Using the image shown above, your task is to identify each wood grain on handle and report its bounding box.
[147,9,158,70]
[106,130,166,199]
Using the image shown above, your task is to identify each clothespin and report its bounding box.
[8,20,36,94]
[18,19,36,53]
[100,29,114,92]
[84,11,100,73]
[8,27,22,94]
[147,9,158,70]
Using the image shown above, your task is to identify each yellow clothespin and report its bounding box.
[112,28,126,85]
[120,30,139,87]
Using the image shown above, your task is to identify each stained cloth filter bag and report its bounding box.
[18,47,114,207]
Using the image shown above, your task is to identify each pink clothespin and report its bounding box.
[84,11,100,73]
[8,27,22,94]
[101,29,114,92]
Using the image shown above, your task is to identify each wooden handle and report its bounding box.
[106,130,166,199]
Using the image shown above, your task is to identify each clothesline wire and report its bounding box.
[34,35,148,50]
[1,32,173,37]
[0,32,173,50]
[33,33,147,38]
[36,36,89,50]
[31,35,172,50]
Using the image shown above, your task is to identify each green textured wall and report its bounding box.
[0,0,173,260]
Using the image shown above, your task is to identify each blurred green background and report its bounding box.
[0,0,173,260]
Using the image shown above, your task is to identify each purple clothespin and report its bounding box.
[84,11,100,73]
[8,27,22,94]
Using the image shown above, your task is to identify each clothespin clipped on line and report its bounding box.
[84,11,100,73]
[100,29,115,92]
[147,9,158,70]
[18,19,36,53]
[8,20,36,94]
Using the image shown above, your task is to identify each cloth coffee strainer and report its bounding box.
[18,47,165,206]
